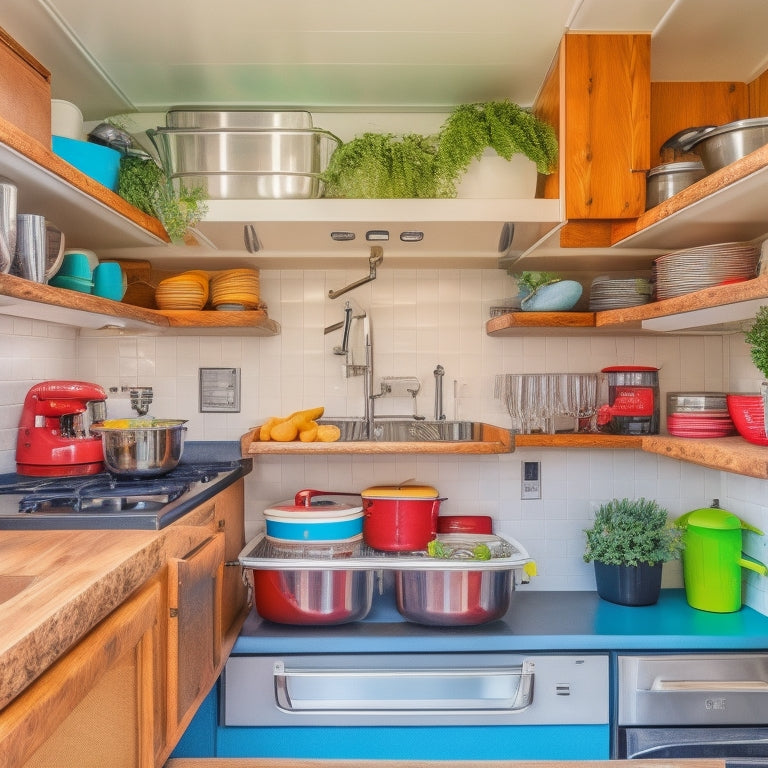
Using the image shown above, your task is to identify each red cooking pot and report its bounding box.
[361,484,445,551]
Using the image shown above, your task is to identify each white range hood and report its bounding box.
[189,197,563,269]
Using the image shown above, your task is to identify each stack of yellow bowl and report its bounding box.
[210,268,260,309]
[154,270,210,310]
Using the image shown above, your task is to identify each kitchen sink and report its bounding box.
[319,418,482,442]
[0,574,38,605]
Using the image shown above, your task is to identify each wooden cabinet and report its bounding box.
[535,33,651,248]
[0,577,162,768]
[167,534,225,747]
[0,480,249,768]
[162,479,249,762]
[214,479,249,649]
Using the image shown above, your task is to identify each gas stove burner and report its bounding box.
[17,476,191,514]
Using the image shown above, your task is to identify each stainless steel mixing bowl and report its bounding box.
[90,420,187,477]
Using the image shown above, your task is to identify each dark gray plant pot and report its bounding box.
[593,561,663,606]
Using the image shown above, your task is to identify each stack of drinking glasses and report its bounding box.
[494,373,599,434]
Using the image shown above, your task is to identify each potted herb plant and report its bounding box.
[744,305,768,428]
[583,497,683,606]
[321,100,558,199]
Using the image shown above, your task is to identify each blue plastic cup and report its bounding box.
[92,261,124,301]
[58,251,92,279]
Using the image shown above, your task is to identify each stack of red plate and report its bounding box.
[666,392,736,439]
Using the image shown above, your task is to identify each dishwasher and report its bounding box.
[617,653,768,766]
[217,652,609,760]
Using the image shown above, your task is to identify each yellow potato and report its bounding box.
[289,406,325,429]
[298,422,319,442]
[270,420,299,442]
[316,424,341,443]
[259,417,280,441]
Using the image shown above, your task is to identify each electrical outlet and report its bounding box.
[521,461,541,500]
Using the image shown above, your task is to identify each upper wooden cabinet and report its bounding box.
[535,33,651,246]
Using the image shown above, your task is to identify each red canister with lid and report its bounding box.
[361,484,444,551]
[597,366,660,435]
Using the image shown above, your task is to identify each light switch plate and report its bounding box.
[521,460,541,499]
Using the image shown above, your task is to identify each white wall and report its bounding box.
[2,268,768,605]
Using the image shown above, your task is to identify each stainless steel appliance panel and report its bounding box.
[222,652,608,727]
[618,654,768,726]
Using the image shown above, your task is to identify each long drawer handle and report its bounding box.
[273,660,535,713]
[651,679,768,692]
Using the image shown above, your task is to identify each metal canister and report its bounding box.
[597,366,660,435]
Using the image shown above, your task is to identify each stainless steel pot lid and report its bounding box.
[647,161,705,178]
[688,117,768,146]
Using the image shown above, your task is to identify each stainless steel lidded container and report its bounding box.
[165,108,314,130]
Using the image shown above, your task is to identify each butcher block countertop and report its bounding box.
[0,524,209,710]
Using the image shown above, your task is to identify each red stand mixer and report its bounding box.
[16,381,107,476]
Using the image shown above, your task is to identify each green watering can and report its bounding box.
[676,501,768,613]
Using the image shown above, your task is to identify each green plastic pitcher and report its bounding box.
[676,503,768,613]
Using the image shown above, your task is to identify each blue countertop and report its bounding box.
[233,586,768,654]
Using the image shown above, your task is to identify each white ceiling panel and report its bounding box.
[2,0,768,120]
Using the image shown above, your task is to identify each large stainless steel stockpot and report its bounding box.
[674,118,768,173]
[90,419,187,476]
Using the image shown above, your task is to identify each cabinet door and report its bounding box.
[0,578,161,768]
[563,33,651,220]
[166,533,225,743]
[214,479,248,644]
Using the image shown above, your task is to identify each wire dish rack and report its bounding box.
[238,532,535,574]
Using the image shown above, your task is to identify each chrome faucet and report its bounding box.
[434,365,445,420]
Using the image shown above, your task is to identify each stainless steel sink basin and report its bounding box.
[319,418,483,442]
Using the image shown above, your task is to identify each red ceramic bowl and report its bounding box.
[726,394,768,446]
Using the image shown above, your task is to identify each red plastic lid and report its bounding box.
[601,366,659,372]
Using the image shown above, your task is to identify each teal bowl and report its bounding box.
[49,274,93,294]
[52,136,121,191]
[521,280,583,312]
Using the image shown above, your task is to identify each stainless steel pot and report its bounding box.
[90,419,187,476]
[645,161,706,209]
[665,119,768,173]
[395,568,513,626]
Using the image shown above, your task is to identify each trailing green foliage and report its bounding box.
[745,305,768,379]
[118,154,208,242]
[583,497,683,567]
[513,270,563,296]
[321,100,558,199]
[322,132,445,199]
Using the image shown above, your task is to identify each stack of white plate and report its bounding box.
[653,242,759,300]
[589,277,652,310]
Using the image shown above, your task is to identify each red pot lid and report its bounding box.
[601,366,659,372]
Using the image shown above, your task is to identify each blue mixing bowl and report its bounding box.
[52,136,121,191]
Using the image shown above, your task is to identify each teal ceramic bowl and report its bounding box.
[521,280,583,312]
[49,274,93,294]
[52,136,121,191]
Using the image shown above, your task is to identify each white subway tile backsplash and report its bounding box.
[2,268,768,601]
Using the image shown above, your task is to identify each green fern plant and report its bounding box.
[745,305,768,379]
[321,100,558,199]
[583,497,683,567]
